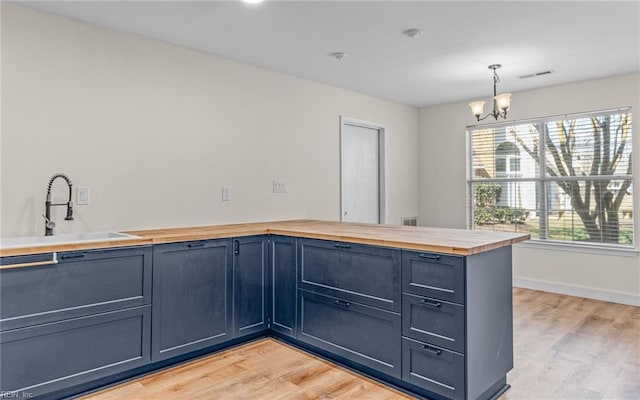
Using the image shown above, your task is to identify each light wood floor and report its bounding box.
[81,288,639,400]
[81,338,409,400]
[500,288,640,400]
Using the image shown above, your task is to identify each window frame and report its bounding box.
[466,107,635,249]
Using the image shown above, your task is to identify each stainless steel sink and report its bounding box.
[0,232,140,249]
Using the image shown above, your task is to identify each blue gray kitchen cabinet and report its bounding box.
[0,223,521,400]
[401,246,514,400]
[296,238,402,378]
[1,307,151,400]
[0,247,152,332]
[402,250,465,304]
[232,235,269,337]
[298,289,402,379]
[0,247,152,399]
[269,235,297,337]
[151,239,233,362]
[402,336,465,400]
[298,238,401,312]
[402,293,465,353]
[295,238,514,400]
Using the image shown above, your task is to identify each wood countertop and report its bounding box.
[262,220,529,255]
[0,220,529,259]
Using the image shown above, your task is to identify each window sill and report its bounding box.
[514,239,639,258]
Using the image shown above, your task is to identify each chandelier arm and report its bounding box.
[476,113,493,122]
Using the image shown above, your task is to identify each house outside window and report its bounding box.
[495,141,522,208]
[467,109,634,247]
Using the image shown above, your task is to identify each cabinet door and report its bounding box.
[152,240,232,362]
[233,236,268,337]
[298,238,401,312]
[0,306,150,399]
[298,290,402,379]
[270,235,296,337]
[1,247,152,331]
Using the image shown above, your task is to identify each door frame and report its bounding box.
[340,116,386,224]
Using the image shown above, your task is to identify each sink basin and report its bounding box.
[0,232,140,250]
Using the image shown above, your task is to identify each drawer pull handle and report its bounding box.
[334,243,351,249]
[420,299,442,308]
[188,242,205,248]
[419,253,440,260]
[0,253,58,269]
[421,345,442,356]
[61,253,85,260]
[334,300,351,307]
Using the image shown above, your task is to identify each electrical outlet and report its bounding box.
[222,186,231,201]
[273,180,287,193]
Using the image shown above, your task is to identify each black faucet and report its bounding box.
[44,173,74,236]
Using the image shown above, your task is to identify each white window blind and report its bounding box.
[466,108,633,247]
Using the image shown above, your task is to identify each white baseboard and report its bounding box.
[513,278,640,307]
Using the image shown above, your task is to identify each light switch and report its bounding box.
[222,186,231,201]
[77,187,90,205]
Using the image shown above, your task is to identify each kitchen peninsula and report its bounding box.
[0,220,529,400]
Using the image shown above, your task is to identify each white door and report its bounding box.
[341,120,384,224]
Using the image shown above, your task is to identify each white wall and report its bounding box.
[0,4,419,237]
[419,73,640,305]
[3,4,637,305]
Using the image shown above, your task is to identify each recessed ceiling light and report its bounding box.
[242,0,264,4]
[403,29,422,39]
[331,52,348,60]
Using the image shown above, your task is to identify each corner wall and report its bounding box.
[418,73,640,305]
[0,4,419,236]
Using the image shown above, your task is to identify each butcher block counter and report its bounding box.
[1,219,529,258]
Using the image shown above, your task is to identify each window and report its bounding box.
[467,109,633,247]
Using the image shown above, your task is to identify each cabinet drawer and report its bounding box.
[298,290,401,378]
[0,306,151,398]
[402,251,464,304]
[402,294,465,353]
[299,239,401,312]
[0,247,152,331]
[402,337,465,400]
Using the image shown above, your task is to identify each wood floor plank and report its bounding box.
[81,288,639,400]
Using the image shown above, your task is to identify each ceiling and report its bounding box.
[20,1,640,108]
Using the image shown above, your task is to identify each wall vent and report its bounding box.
[401,217,418,226]
[519,70,554,79]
